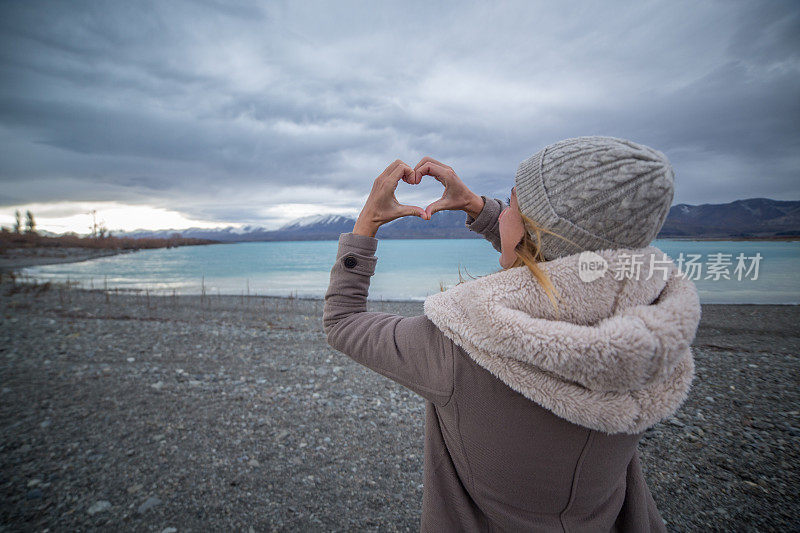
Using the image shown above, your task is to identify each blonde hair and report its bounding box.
[450,212,579,319]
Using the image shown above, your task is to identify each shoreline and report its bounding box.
[0,247,134,272]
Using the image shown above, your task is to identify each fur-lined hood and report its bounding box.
[423,246,701,434]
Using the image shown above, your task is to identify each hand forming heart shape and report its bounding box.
[407,157,483,221]
[352,157,483,237]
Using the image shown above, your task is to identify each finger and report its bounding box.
[411,157,428,184]
[414,157,453,185]
[397,160,418,184]
[415,161,453,186]
[414,156,452,172]
[381,159,416,185]
[386,161,415,185]
[380,159,404,179]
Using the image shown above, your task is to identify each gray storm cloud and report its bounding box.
[0,0,797,227]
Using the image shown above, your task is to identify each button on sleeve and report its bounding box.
[332,233,377,276]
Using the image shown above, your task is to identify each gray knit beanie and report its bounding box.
[514,136,675,261]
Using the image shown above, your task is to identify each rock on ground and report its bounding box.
[0,281,798,530]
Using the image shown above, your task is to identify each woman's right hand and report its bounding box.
[411,157,485,220]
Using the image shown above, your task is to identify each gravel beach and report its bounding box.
[1,281,798,531]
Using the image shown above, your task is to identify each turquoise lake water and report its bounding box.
[20,238,800,304]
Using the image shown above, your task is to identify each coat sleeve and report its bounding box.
[465,195,508,253]
[322,232,455,407]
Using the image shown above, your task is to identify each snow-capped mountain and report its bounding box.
[112,198,800,242]
[116,214,359,242]
[119,226,271,241]
[279,214,355,231]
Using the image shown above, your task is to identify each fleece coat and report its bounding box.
[323,195,702,532]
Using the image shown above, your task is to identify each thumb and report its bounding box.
[425,198,449,220]
[400,204,426,219]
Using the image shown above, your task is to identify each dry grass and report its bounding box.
[0,229,219,252]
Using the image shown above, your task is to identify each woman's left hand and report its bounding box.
[353,160,427,237]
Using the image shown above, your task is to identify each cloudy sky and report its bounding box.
[0,0,798,233]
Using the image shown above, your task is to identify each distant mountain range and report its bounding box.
[659,198,800,238]
[118,198,800,242]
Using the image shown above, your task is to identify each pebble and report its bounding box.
[2,282,797,531]
[161,528,177,533]
[150,381,164,390]
[87,500,111,515]
[138,496,162,514]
